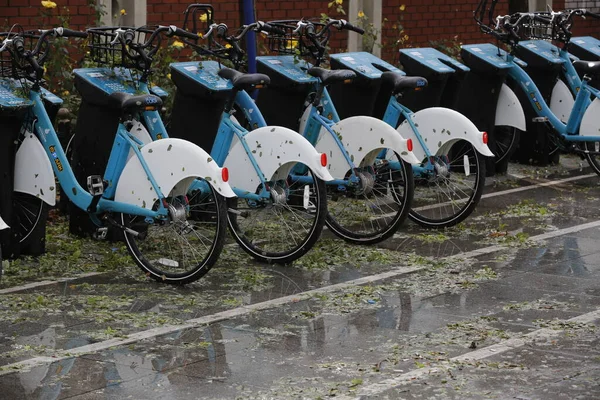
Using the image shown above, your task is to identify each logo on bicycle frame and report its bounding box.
[529,92,542,111]
[48,145,64,172]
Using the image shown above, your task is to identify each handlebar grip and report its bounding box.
[262,23,286,35]
[13,37,25,54]
[586,11,600,19]
[57,28,88,38]
[169,26,199,40]
[215,24,228,38]
[343,22,365,35]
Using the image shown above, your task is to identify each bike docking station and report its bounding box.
[398,48,469,113]
[255,55,318,130]
[168,61,234,152]
[327,51,403,119]
[569,36,600,90]
[71,67,142,238]
[0,81,61,258]
[512,39,567,165]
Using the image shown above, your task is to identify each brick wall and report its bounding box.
[0,0,598,64]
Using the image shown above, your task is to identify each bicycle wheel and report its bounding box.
[410,139,485,228]
[120,178,227,284]
[13,192,46,248]
[583,141,600,176]
[325,150,414,244]
[227,164,327,264]
[493,126,520,165]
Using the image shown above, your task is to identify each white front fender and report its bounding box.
[580,98,600,137]
[315,115,418,179]
[14,132,56,206]
[0,216,8,230]
[549,79,575,123]
[398,107,494,161]
[115,138,235,208]
[224,126,333,193]
[495,83,526,131]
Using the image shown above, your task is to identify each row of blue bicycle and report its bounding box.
[0,0,599,284]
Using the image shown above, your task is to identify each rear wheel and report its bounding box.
[13,192,46,251]
[121,178,227,284]
[227,163,327,264]
[325,150,414,244]
[493,126,520,165]
[410,140,485,228]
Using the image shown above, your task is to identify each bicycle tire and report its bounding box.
[120,177,228,284]
[493,126,520,165]
[13,192,46,249]
[325,150,414,244]
[227,164,327,264]
[409,140,485,228]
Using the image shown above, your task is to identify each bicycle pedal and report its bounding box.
[532,116,549,123]
[87,175,105,196]
[93,227,108,240]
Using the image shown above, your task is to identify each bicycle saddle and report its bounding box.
[108,92,163,112]
[573,60,600,77]
[218,68,270,91]
[380,72,428,95]
[307,67,356,85]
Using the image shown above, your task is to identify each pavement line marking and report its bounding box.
[481,173,596,200]
[0,272,105,295]
[345,308,600,399]
[2,219,600,376]
[412,173,595,213]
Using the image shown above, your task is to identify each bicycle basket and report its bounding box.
[87,26,157,70]
[266,20,329,59]
[521,17,557,41]
[0,32,39,80]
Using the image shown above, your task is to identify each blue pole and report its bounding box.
[242,0,257,74]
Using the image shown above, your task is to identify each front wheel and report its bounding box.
[227,163,328,264]
[325,150,414,244]
[410,140,485,228]
[121,177,228,285]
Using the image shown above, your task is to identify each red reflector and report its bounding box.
[482,132,488,144]
[320,153,327,167]
[407,138,413,152]
[221,167,229,182]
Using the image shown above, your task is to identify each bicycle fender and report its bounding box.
[115,138,235,208]
[14,132,56,206]
[495,83,526,131]
[223,126,333,193]
[317,116,418,178]
[549,79,574,123]
[398,107,494,162]
[0,216,8,230]
[580,98,600,137]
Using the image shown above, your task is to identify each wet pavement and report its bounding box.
[2,155,600,399]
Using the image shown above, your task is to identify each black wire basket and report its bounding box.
[0,31,39,80]
[266,20,329,59]
[520,16,558,41]
[87,26,158,70]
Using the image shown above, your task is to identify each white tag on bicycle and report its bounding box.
[463,155,471,176]
[595,142,599,153]
[303,185,310,209]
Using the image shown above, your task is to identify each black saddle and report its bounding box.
[307,67,356,85]
[218,67,270,91]
[108,92,162,112]
[573,60,600,77]
[380,72,428,95]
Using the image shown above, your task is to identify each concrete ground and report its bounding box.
[1,154,600,399]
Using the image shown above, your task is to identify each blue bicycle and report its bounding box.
[6,26,234,284]
[475,0,600,175]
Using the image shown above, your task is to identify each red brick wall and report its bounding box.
[1,0,598,64]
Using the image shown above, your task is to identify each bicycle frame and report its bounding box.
[505,53,600,141]
[29,87,170,220]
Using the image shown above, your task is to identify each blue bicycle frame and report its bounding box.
[29,86,170,222]
[505,51,600,142]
